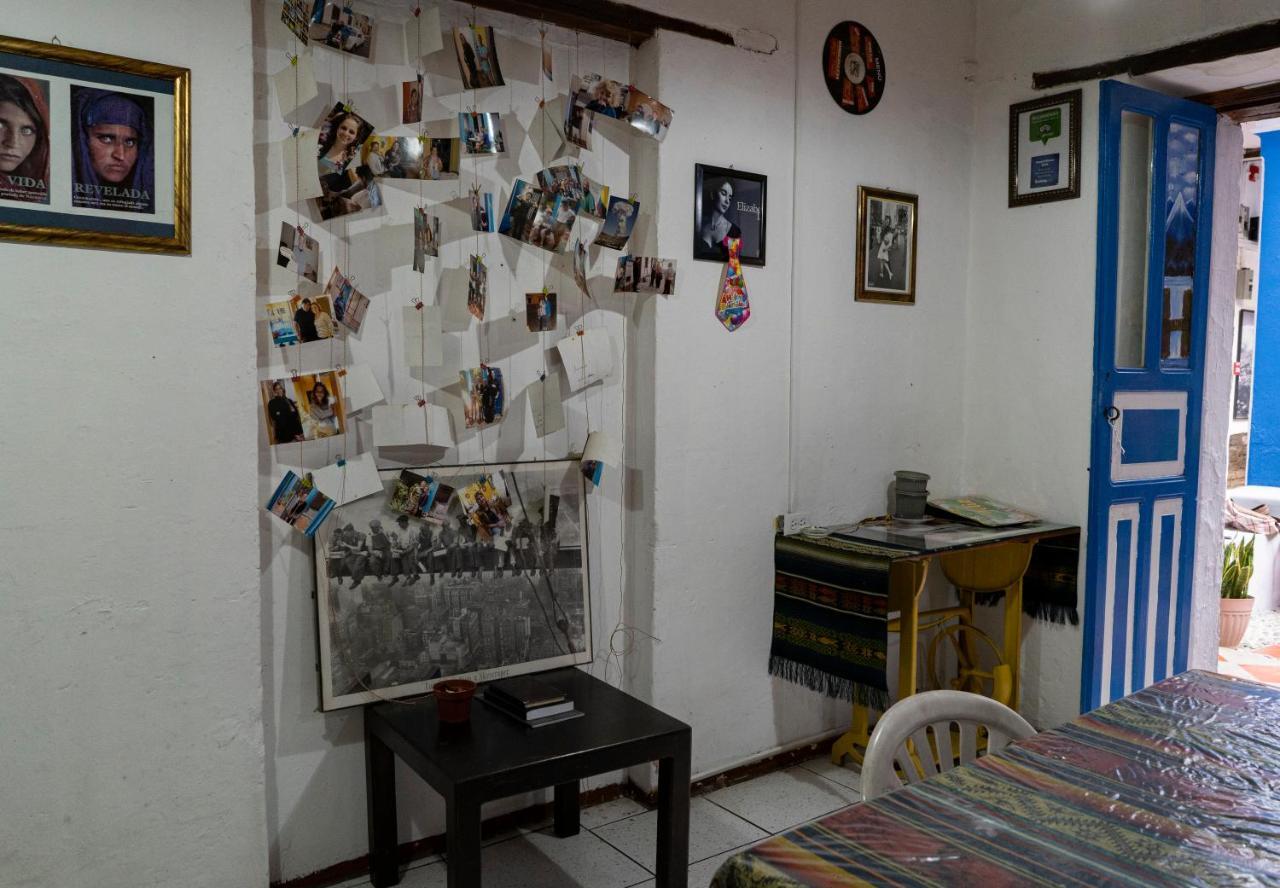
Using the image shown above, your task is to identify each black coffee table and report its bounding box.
[364,667,692,887]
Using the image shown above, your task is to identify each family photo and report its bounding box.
[453,25,504,89]
[460,364,504,428]
[693,164,766,265]
[526,291,557,332]
[261,371,346,445]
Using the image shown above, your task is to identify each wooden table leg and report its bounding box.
[365,716,400,887]
[895,560,928,702]
[831,704,869,765]
[445,794,482,888]
[1004,577,1024,710]
[655,739,691,888]
[553,781,580,837]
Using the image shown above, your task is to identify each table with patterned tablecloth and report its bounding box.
[713,670,1280,887]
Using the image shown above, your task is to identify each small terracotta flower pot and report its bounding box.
[1220,597,1255,649]
[433,679,477,723]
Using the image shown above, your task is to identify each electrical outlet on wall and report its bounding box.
[778,512,814,536]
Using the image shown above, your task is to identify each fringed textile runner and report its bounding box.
[715,670,1280,887]
[769,534,900,711]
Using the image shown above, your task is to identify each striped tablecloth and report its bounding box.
[713,670,1280,887]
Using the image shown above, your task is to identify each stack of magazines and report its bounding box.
[481,676,583,728]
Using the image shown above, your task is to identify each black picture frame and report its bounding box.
[693,163,766,266]
[1008,89,1081,208]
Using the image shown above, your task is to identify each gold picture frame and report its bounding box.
[855,185,918,304]
[0,34,190,254]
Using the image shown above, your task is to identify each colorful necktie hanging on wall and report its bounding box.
[716,236,750,332]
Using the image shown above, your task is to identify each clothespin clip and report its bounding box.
[418,133,428,145]
[336,457,346,467]
[412,4,421,16]
[412,297,424,310]
[336,365,347,376]
[414,395,427,407]
[290,369,302,381]
[342,101,354,113]
[291,126,301,137]
[287,52,298,66]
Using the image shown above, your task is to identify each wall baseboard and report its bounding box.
[272,729,849,888]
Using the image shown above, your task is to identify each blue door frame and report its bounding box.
[1082,80,1216,712]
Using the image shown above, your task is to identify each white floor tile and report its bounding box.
[688,842,759,886]
[592,797,767,868]
[797,754,863,792]
[704,766,860,834]
[401,827,653,888]
[581,795,651,829]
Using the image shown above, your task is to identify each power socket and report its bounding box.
[779,512,814,536]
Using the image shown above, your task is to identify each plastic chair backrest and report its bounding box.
[861,689,1035,801]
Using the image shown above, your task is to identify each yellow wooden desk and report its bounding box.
[824,519,1078,765]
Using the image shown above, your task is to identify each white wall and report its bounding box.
[0,3,267,887]
[255,3,637,880]
[965,1,1267,727]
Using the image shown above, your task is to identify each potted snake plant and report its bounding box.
[1221,536,1256,648]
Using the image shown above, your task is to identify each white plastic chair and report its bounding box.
[861,689,1035,800]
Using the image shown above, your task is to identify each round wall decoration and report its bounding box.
[821,21,885,115]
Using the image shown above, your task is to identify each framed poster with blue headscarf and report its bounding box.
[0,35,189,254]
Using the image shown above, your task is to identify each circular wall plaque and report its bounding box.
[822,21,885,115]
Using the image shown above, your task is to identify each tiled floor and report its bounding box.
[1218,643,1280,686]
[333,755,862,888]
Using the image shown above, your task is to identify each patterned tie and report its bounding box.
[715,237,750,332]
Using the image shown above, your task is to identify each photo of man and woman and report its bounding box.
[857,187,917,303]
[308,2,374,59]
[322,266,370,335]
[276,221,320,281]
[460,364,504,428]
[389,470,442,520]
[402,75,423,125]
[469,186,493,232]
[362,135,418,179]
[0,72,50,205]
[526,291,557,332]
[453,25,504,89]
[70,85,154,214]
[315,104,378,220]
[261,370,347,444]
[693,165,766,266]
[265,294,336,346]
[625,86,674,142]
[562,88,593,150]
[459,473,513,541]
[267,470,336,537]
[458,111,504,155]
[413,207,439,272]
[467,254,487,320]
[614,255,677,295]
[593,195,639,250]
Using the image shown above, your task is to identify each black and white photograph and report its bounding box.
[314,460,591,710]
[693,164,766,266]
[855,185,917,304]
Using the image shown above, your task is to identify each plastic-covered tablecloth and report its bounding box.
[713,670,1280,887]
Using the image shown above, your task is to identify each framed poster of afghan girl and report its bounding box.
[0,35,190,254]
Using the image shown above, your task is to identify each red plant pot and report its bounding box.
[433,679,477,723]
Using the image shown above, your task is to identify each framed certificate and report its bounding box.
[1009,89,1080,208]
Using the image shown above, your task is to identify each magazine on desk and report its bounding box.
[927,495,1038,527]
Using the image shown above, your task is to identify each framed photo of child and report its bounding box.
[855,185,917,305]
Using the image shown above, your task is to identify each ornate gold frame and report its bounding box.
[855,185,919,305]
[0,35,190,254]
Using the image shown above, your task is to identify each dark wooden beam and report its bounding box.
[1188,81,1280,122]
[467,0,734,48]
[1033,19,1280,90]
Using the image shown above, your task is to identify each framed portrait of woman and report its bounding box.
[0,34,190,254]
[855,185,917,304]
[693,163,766,267]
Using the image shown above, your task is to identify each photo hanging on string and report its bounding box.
[453,25,504,89]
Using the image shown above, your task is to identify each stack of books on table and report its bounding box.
[482,676,584,728]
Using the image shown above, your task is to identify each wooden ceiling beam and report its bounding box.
[1187,81,1280,122]
[467,0,734,48]
[1033,19,1280,90]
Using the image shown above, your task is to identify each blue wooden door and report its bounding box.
[1082,81,1216,711]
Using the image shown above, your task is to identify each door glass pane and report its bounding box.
[1115,111,1153,368]
[1162,121,1200,365]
